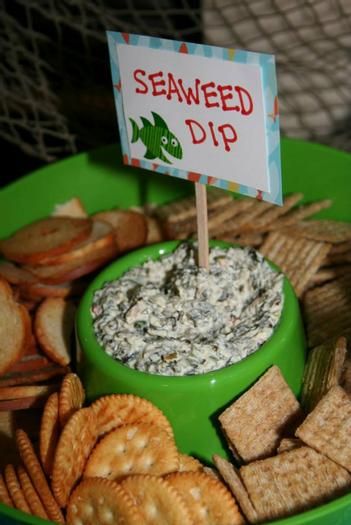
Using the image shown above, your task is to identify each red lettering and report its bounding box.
[167,73,183,102]
[201,82,219,109]
[133,69,148,94]
[208,121,219,147]
[185,119,206,145]
[217,85,239,111]
[148,71,166,97]
[235,85,253,115]
[178,78,201,105]
[218,124,237,152]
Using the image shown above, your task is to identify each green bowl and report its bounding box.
[0,138,351,525]
[76,239,306,463]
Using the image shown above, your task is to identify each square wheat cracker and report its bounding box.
[240,446,351,522]
[219,366,301,463]
[300,336,347,413]
[296,385,351,472]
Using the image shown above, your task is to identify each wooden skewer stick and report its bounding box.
[195,182,209,269]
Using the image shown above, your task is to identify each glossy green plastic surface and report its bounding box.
[0,138,350,525]
[77,240,305,462]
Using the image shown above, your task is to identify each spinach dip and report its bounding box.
[91,244,284,376]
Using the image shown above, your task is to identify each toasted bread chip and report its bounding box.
[0,384,58,401]
[282,219,351,243]
[58,372,85,427]
[0,217,92,264]
[166,470,244,525]
[178,454,203,472]
[15,429,64,523]
[4,464,30,514]
[39,392,60,476]
[36,220,115,266]
[259,232,332,297]
[93,209,147,253]
[67,477,142,525]
[219,366,302,463]
[0,279,29,375]
[296,385,351,472]
[277,438,303,454]
[301,336,347,413]
[0,472,13,507]
[240,446,351,522]
[52,197,88,218]
[17,465,48,520]
[84,423,179,480]
[302,275,351,347]
[24,241,118,284]
[213,454,259,523]
[34,297,76,366]
[0,261,38,285]
[20,280,87,300]
[121,474,194,525]
[51,407,98,507]
[91,394,173,438]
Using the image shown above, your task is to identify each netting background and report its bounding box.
[1,0,351,167]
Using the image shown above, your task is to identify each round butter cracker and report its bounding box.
[84,423,178,480]
[67,477,141,525]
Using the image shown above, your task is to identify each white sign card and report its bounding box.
[107,32,282,204]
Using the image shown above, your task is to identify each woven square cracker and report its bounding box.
[281,219,351,244]
[218,366,302,463]
[300,336,347,413]
[296,385,351,472]
[259,232,331,297]
[302,275,351,347]
[266,199,332,232]
[213,454,259,523]
[240,446,351,522]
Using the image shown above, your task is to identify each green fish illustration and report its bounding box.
[129,112,183,164]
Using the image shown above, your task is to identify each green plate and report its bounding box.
[0,138,350,525]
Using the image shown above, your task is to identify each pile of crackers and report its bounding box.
[215,363,351,523]
[0,373,246,525]
[0,198,160,414]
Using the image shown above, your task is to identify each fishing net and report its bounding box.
[1,0,350,163]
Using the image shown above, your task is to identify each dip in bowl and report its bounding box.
[76,240,306,462]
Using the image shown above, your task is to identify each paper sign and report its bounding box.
[107,32,282,205]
